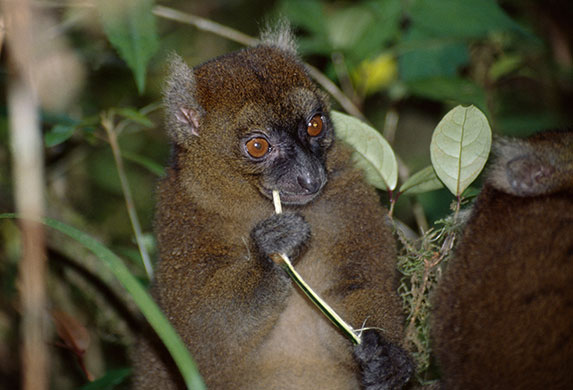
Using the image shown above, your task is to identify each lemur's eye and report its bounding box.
[307,114,324,137]
[245,137,270,158]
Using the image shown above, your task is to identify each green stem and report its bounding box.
[272,253,362,345]
[271,190,361,345]
[102,112,153,279]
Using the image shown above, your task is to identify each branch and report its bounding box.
[3,0,48,388]
[153,5,256,46]
[152,5,366,120]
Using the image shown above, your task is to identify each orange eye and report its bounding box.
[245,137,270,158]
[307,114,324,137]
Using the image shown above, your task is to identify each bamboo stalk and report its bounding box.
[271,190,361,345]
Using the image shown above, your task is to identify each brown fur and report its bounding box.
[132,38,408,389]
[431,130,573,389]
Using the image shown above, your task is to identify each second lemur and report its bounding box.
[132,26,413,389]
[432,130,573,389]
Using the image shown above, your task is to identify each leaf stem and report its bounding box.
[454,195,462,222]
[388,191,396,218]
[101,111,153,279]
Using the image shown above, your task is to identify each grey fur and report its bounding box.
[163,54,205,146]
[354,330,414,390]
[260,18,297,54]
[251,212,310,264]
[488,136,557,196]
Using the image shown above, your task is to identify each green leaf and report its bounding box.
[278,0,330,56]
[430,105,492,196]
[406,77,488,115]
[399,165,444,195]
[279,0,326,36]
[327,6,375,50]
[496,111,562,137]
[115,107,154,128]
[297,37,333,56]
[461,186,481,199]
[350,0,401,61]
[0,214,205,390]
[97,0,159,93]
[408,0,531,39]
[488,54,523,81]
[79,368,131,390]
[399,27,469,82]
[331,110,398,191]
[45,124,76,147]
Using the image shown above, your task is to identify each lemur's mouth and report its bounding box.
[260,186,323,205]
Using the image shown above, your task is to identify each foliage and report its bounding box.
[79,369,132,390]
[430,105,491,197]
[1,0,571,389]
[332,111,398,191]
[96,0,159,93]
[399,166,443,196]
[1,214,204,389]
[336,103,490,382]
[396,212,463,383]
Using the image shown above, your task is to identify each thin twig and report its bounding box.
[152,5,366,121]
[412,202,429,234]
[406,255,435,335]
[101,112,153,279]
[405,228,455,345]
[306,65,366,120]
[331,51,359,107]
[153,5,256,46]
[382,107,399,145]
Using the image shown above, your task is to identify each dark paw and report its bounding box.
[354,330,414,390]
[251,213,310,262]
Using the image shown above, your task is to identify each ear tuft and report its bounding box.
[163,54,205,144]
[260,17,297,55]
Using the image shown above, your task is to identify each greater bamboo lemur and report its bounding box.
[432,130,573,389]
[132,26,413,389]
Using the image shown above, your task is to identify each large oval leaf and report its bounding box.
[430,105,491,196]
[331,111,398,190]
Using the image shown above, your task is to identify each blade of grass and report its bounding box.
[0,214,205,390]
[101,111,153,279]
